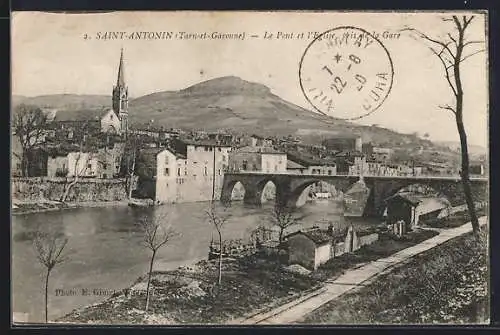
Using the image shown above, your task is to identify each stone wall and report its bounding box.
[358,233,379,248]
[12,177,128,202]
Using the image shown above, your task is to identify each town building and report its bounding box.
[322,135,362,153]
[228,146,287,173]
[287,154,337,175]
[371,147,394,162]
[45,140,124,179]
[385,193,451,229]
[135,139,231,203]
[249,134,273,147]
[286,160,308,174]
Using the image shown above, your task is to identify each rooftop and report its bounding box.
[286,160,306,170]
[285,228,333,246]
[234,146,285,154]
[51,108,113,122]
[181,138,232,148]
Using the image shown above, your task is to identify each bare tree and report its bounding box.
[403,15,485,239]
[137,212,178,312]
[60,125,100,202]
[33,231,68,323]
[206,201,228,286]
[272,203,297,243]
[12,104,48,177]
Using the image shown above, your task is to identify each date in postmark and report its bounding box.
[299,26,394,120]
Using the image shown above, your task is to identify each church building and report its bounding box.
[46,48,130,137]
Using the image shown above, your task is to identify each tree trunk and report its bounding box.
[454,29,480,240]
[145,250,156,312]
[456,116,480,239]
[279,228,284,244]
[21,152,29,177]
[128,152,136,200]
[217,230,222,286]
[60,177,78,203]
[44,269,50,323]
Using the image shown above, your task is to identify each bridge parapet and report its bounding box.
[221,172,488,216]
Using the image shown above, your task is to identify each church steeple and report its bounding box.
[112,48,129,134]
[117,48,126,87]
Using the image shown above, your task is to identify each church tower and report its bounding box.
[112,48,129,134]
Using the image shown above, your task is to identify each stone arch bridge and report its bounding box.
[220,172,488,217]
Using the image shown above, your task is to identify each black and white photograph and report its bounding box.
[11,11,489,325]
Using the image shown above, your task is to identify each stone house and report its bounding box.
[135,139,231,203]
[228,146,287,173]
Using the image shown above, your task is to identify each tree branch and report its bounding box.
[439,104,456,115]
[401,27,456,58]
[428,46,458,97]
[459,49,486,64]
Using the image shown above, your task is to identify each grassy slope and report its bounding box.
[301,230,489,324]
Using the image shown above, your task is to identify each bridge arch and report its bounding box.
[220,174,279,206]
[363,177,466,217]
[285,177,359,208]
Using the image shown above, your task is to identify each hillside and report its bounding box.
[13,76,437,149]
[12,94,110,111]
[127,76,434,148]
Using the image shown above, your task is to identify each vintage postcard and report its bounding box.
[11,11,489,325]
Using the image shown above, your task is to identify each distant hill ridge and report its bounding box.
[13,76,438,149]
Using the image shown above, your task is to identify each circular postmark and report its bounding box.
[299,26,394,120]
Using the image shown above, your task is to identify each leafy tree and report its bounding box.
[403,15,485,239]
[12,104,48,176]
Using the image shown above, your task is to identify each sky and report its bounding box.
[11,11,488,147]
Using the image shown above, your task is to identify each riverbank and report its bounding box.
[57,228,438,325]
[300,227,488,324]
[11,200,129,215]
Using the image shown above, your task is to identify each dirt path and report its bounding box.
[231,216,488,325]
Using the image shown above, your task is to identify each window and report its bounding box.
[204,147,208,152]
[274,165,278,172]
[184,168,187,176]
[87,163,92,169]
[219,169,222,176]
[209,147,213,152]
[164,168,170,176]
[328,170,332,175]
[204,166,208,176]
[164,156,169,164]
[177,168,181,176]
[242,160,248,170]
[103,163,107,169]
[222,155,226,162]
[218,148,222,152]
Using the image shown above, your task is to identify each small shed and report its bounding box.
[385,193,451,229]
[286,229,333,270]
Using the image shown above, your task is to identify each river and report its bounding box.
[12,199,377,323]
